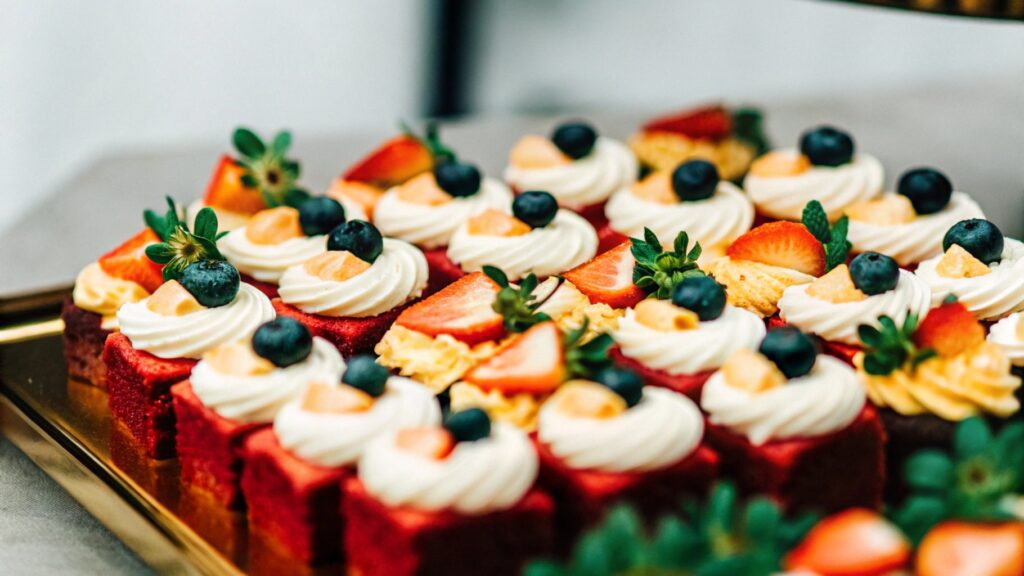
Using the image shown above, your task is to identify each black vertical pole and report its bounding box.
[427,0,475,118]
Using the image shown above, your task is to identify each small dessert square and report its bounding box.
[422,247,466,294]
[273,299,403,358]
[62,298,114,388]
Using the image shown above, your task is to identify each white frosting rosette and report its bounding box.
[277,239,428,318]
[72,262,149,330]
[186,197,367,233]
[914,239,1024,320]
[988,313,1024,367]
[117,283,275,359]
[220,232,327,284]
[504,138,637,209]
[778,270,932,345]
[702,355,866,445]
[358,422,537,514]
[745,150,884,220]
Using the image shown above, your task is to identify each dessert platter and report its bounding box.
[1,105,1023,575]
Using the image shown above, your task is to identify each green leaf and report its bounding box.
[863,355,891,376]
[905,450,955,492]
[284,187,310,208]
[644,228,661,252]
[482,265,509,287]
[232,127,266,159]
[891,494,948,544]
[731,108,771,157]
[953,417,992,460]
[271,131,292,155]
[193,207,218,240]
[825,215,852,271]
[240,173,258,188]
[144,243,174,264]
[801,200,831,244]
[744,500,781,541]
[858,324,883,347]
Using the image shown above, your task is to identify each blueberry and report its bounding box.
[512,191,559,228]
[849,252,899,296]
[759,327,818,379]
[943,219,1004,265]
[252,317,312,368]
[897,168,952,216]
[179,260,240,308]
[593,367,643,408]
[342,355,389,398]
[671,276,726,321]
[434,161,481,198]
[551,122,597,160]
[444,408,491,443]
[327,220,383,263]
[799,126,855,167]
[672,160,720,201]
[298,196,346,236]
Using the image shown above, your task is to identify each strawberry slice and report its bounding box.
[914,300,985,358]
[395,272,505,346]
[726,221,826,277]
[203,155,266,215]
[916,521,1024,576]
[785,509,911,576]
[464,322,565,394]
[641,104,732,141]
[563,242,647,309]
[343,134,433,188]
[98,228,165,293]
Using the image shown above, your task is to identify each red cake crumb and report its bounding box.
[610,347,714,403]
[767,316,859,366]
[575,200,609,231]
[61,297,112,388]
[705,404,887,513]
[342,477,554,576]
[172,381,265,509]
[241,274,280,299]
[242,429,349,565]
[272,299,406,358]
[597,223,629,254]
[423,247,466,295]
[104,332,196,459]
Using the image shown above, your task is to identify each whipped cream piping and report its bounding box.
[505,138,637,209]
[988,313,1024,367]
[72,262,149,328]
[220,231,327,283]
[745,150,883,220]
[915,239,1024,320]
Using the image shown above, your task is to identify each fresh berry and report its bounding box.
[785,509,911,576]
[297,196,346,236]
[671,160,719,201]
[671,275,726,320]
[849,252,899,295]
[593,366,644,407]
[327,220,383,264]
[551,122,597,159]
[512,191,559,228]
[509,135,571,169]
[898,167,953,215]
[943,219,1004,265]
[252,316,313,368]
[178,260,240,308]
[641,105,732,140]
[914,299,985,358]
[343,134,433,188]
[799,126,855,167]
[916,521,1024,576]
[759,327,817,379]
[99,228,165,293]
[203,155,266,215]
[463,322,565,394]
[443,408,491,443]
[342,355,390,398]
[395,272,505,345]
[727,221,827,277]
[434,161,481,197]
[563,242,647,309]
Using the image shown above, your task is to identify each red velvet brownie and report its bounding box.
[62,297,113,387]
[240,274,280,299]
[609,348,713,403]
[272,299,404,358]
[422,247,466,294]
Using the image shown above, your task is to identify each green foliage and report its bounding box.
[232,127,307,208]
[631,228,705,300]
[143,196,226,281]
[562,317,613,379]
[801,200,851,272]
[483,266,553,333]
[858,314,936,376]
[731,108,771,157]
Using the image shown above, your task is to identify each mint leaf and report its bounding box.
[801,200,831,244]
[826,215,852,271]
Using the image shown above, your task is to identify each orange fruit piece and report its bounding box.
[805,264,867,303]
[98,228,166,293]
[396,272,505,345]
[914,300,985,358]
[343,134,434,188]
[204,341,275,376]
[300,382,373,414]
[395,427,455,460]
[630,172,676,204]
[547,380,626,419]
[722,349,785,393]
[245,206,304,245]
[466,209,531,237]
[916,521,1024,576]
[147,280,205,316]
[785,508,911,576]
[845,195,916,226]
[395,172,452,206]
[509,135,571,169]
[935,244,991,279]
[303,251,371,282]
[727,221,827,277]
[464,321,566,394]
[203,155,266,215]
[327,179,384,220]
[750,151,811,178]
[563,242,648,309]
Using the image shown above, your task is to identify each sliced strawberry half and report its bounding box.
[464,322,565,394]
[343,134,433,188]
[395,272,504,346]
[726,221,826,277]
[98,228,165,293]
[641,104,732,141]
[563,242,647,309]
[914,300,985,358]
[916,521,1024,576]
[785,508,911,576]
[203,155,266,215]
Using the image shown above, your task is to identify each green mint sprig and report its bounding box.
[562,317,613,379]
[232,127,309,208]
[858,314,937,376]
[144,197,227,281]
[631,228,705,300]
[482,266,555,333]
[802,200,851,272]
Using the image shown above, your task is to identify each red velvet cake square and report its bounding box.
[704,404,887,513]
[172,381,265,509]
[241,429,349,565]
[62,297,112,388]
[240,274,280,299]
[767,315,859,366]
[610,347,714,403]
[342,477,554,576]
[272,299,405,358]
[596,223,628,254]
[104,332,197,459]
[422,247,466,295]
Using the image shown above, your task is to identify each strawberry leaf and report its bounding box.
[631,228,705,300]
[859,313,934,376]
[232,127,266,159]
[801,200,851,272]
[487,268,552,333]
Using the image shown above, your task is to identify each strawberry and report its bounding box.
[98,228,165,293]
[202,155,266,215]
[917,521,1024,576]
[641,104,732,141]
[563,242,647,309]
[395,272,505,345]
[464,321,565,394]
[785,509,911,576]
[726,221,827,277]
[343,135,433,188]
[914,300,985,358]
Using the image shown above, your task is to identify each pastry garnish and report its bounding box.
[631,227,705,300]
[898,167,953,215]
[633,299,699,332]
[483,266,556,333]
[547,380,627,419]
[146,280,205,316]
[443,407,491,442]
[805,264,867,304]
[848,252,899,295]
[303,251,370,282]
[758,327,817,379]
[203,341,274,376]
[801,199,852,272]
[244,206,304,245]
[942,218,1004,266]
[144,197,228,281]
[845,195,916,226]
[327,220,383,264]
[232,127,308,208]
[799,125,854,167]
[395,427,454,459]
[301,381,373,414]
[467,210,531,237]
[858,313,936,376]
[512,191,559,228]
[463,321,565,394]
[749,150,811,178]
[935,244,991,279]
[509,135,571,169]
[252,317,313,368]
[722,349,785,393]
[342,355,391,398]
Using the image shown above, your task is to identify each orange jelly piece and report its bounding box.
[301,382,373,414]
[631,172,676,204]
[396,173,452,206]
[303,251,371,282]
[466,209,531,237]
[245,206,304,245]
[146,280,205,316]
[395,427,455,460]
[509,135,571,169]
[750,151,811,178]
[327,179,384,219]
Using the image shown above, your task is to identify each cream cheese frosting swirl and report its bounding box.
[613,305,765,374]
[988,313,1024,367]
[915,239,1024,320]
[446,210,597,281]
[504,138,637,209]
[846,192,985,266]
[358,422,537,514]
[73,262,149,329]
[605,181,754,255]
[220,232,327,283]
[374,178,512,249]
[190,337,343,424]
[702,355,866,445]
[274,376,441,467]
[277,239,428,318]
[745,150,884,220]
[778,270,931,345]
[537,387,704,473]
[117,283,274,359]
[186,197,367,233]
